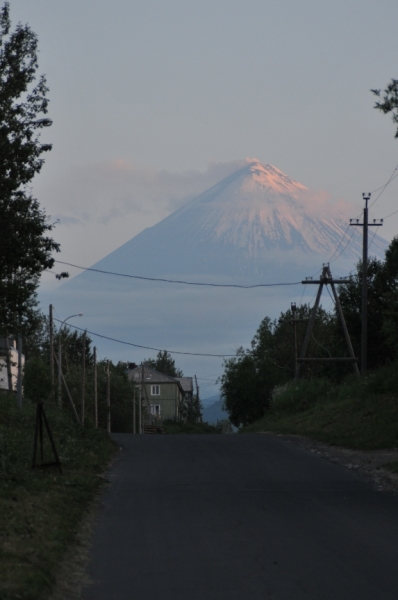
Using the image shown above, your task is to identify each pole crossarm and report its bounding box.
[301,279,351,285]
[297,357,358,362]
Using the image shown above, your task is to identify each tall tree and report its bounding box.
[144,350,183,377]
[0,2,59,335]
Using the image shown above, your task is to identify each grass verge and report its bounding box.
[243,364,398,450]
[384,461,398,474]
[163,420,219,434]
[0,393,117,600]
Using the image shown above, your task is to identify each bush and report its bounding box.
[271,378,333,414]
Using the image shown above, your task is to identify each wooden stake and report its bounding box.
[32,402,62,473]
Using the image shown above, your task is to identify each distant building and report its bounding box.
[0,338,25,393]
[175,377,194,403]
[127,365,189,422]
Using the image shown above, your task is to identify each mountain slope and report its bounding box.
[79,159,386,284]
[48,160,389,396]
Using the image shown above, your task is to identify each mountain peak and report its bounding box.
[82,159,387,281]
[243,159,308,195]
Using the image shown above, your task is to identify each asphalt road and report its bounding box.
[82,434,398,600]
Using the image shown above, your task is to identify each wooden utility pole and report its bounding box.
[53,353,80,423]
[93,347,98,428]
[16,334,22,409]
[296,264,359,377]
[285,303,308,379]
[140,364,144,434]
[350,194,383,376]
[49,304,54,398]
[106,360,111,433]
[81,330,86,425]
[194,374,202,423]
[5,337,13,393]
[133,384,136,434]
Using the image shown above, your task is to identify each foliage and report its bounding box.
[23,354,52,403]
[144,350,183,377]
[243,363,398,450]
[22,320,135,432]
[337,236,398,368]
[0,392,116,599]
[220,305,341,427]
[162,419,219,434]
[0,2,59,336]
[221,236,398,428]
[372,79,398,137]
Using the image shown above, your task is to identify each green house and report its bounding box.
[127,365,186,422]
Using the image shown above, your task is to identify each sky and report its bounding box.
[8,0,398,396]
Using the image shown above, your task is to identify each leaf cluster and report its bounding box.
[372,78,398,138]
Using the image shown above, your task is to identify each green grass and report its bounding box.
[384,461,398,474]
[0,393,117,600]
[243,364,398,450]
[163,420,219,434]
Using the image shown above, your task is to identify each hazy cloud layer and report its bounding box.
[45,158,248,227]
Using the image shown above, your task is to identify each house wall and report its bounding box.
[0,347,24,392]
[144,382,182,421]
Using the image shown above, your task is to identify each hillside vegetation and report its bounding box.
[221,235,398,449]
[243,363,398,450]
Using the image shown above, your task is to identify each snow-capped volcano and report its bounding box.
[49,159,389,390]
[87,158,386,282]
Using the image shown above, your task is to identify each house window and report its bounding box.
[150,404,161,416]
[151,385,160,396]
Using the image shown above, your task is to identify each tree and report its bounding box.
[144,350,183,377]
[220,317,289,427]
[372,79,398,137]
[337,237,398,368]
[220,305,343,427]
[0,2,59,335]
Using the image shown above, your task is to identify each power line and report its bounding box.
[370,170,398,194]
[327,224,352,263]
[318,165,398,271]
[330,227,356,264]
[382,208,398,220]
[369,163,398,208]
[368,225,381,253]
[53,318,236,358]
[53,260,301,289]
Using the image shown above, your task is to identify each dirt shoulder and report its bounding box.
[261,431,398,494]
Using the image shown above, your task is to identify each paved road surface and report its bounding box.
[82,434,398,599]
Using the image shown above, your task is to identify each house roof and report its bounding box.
[175,377,193,394]
[126,365,186,395]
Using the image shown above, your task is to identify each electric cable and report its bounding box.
[330,227,357,264]
[381,208,398,220]
[53,318,236,358]
[327,224,351,263]
[311,331,332,358]
[369,163,398,208]
[53,260,301,289]
[368,225,381,253]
